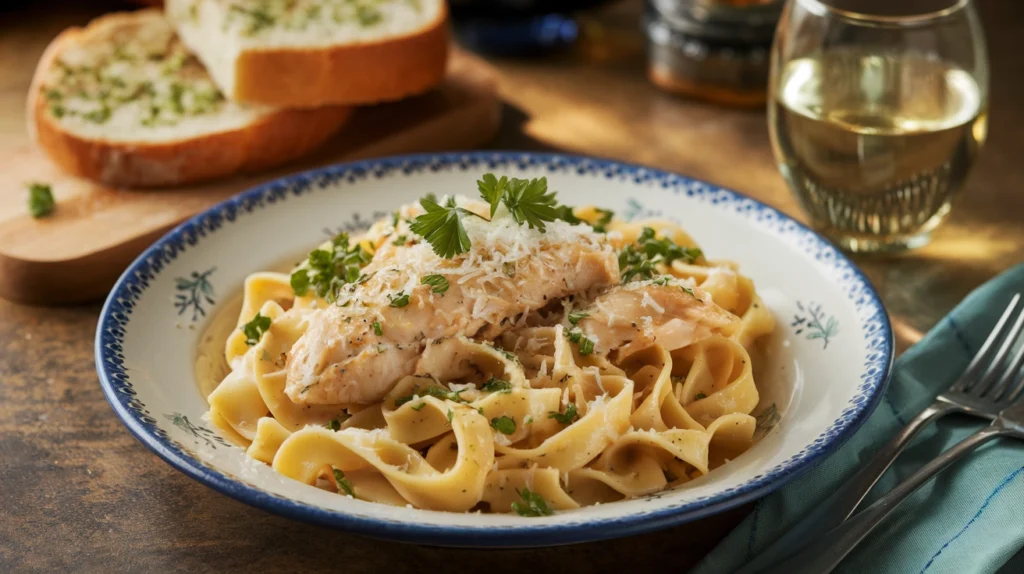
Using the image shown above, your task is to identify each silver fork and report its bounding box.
[739,294,1024,574]
[763,374,1024,573]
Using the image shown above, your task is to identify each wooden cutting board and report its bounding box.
[0,49,501,305]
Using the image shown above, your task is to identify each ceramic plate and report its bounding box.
[96,152,893,547]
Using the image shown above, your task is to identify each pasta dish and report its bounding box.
[199,174,775,515]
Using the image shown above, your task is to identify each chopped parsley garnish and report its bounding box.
[328,418,341,431]
[481,377,512,393]
[553,205,581,225]
[290,232,371,301]
[392,234,407,245]
[491,416,516,435]
[620,227,703,283]
[567,311,590,326]
[388,291,410,307]
[394,386,469,408]
[524,415,534,425]
[331,467,356,497]
[498,349,519,363]
[503,261,516,277]
[566,329,596,355]
[695,392,708,400]
[592,208,615,232]
[371,321,383,336]
[681,286,696,297]
[447,409,454,422]
[411,402,426,411]
[242,312,271,346]
[356,5,382,26]
[548,403,579,425]
[421,274,449,294]
[27,182,55,218]
[409,196,476,259]
[511,488,552,516]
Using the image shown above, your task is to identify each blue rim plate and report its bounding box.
[96,151,893,547]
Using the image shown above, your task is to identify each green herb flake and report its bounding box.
[548,403,579,425]
[421,274,449,294]
[331,467,356,497]
[27,182,55,218]
[328,418,341,431]
[593,208,615,232]
[356,5,382,26]
[490,416,516,435]
[695,392,707,400]
[567,311,589,326]
[447,409,454,423]
[566,329,595,356]
[503,261,516,277]
[388,291,410,308]
[241,312,271,346]
[412,402,426,411]
[372,321,383,336]
[392,234,407,245]
[481,377,512,393]
[511,488,553,517]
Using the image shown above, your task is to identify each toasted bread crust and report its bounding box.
[27,11,353,188]
[230,4,449,108]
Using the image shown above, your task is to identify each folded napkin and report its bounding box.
[694,264,1024,574]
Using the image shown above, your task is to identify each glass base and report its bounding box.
[821,228,936,254]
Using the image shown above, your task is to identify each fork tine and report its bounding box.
[952,294,1022,393]
[1004,345,1024,403]
[972,304,1024,397]
[987,336,1024,402]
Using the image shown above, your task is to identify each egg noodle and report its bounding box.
[201,190,775,515]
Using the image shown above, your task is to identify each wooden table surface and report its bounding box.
[2,1,1022,572]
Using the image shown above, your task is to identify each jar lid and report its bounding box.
[650,0,783,38]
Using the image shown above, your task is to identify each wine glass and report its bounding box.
[768,0,989,253]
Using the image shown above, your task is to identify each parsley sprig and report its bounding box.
[290,233,371,301]
[512,488,553,516]
[411,174,576,259]
[408,195,477,259]
[619,226,703,283]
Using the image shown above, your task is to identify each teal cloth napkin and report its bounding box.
[694,264,1024,574]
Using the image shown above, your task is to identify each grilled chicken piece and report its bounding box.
[285,215,619,405]
[574,281,740,359]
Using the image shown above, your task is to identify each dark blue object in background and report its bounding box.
[450,0,615,56]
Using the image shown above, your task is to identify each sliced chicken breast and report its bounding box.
[575,280,740,358]
[285,208,619,405]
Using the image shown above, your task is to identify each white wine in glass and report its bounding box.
[768,0,988,252]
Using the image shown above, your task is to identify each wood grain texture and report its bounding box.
[1,42,499,305]
[2,0,1023,573]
